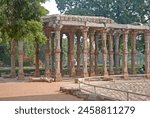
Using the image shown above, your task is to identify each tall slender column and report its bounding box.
[115,33,120,74]
[18,40,24,80]
[122,30,129,79]
[69,31,75,77]
[95,34,99,75]
[89,30,95,76]
[54,25,62,81]
[76,33,81,76]
[101,29,108,77]
[60,33,64,76]
[108,31,114,75]
[10,39,16,78]
[131,31,137,74]
[67,33,70,75]
[81,27,89,77]
[51,33,55,77]
[45,39,50,78]
[144,32,150,79]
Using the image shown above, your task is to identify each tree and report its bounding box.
[0,0,48,79]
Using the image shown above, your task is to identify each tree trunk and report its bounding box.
[10,39,16,78]
[34,42,40,77]
[18,40,24,80]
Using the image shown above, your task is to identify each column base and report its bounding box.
[54,73,62,82]
[89,71,95,77]
[34,70,40,77]
[109,70,114,75]
[10,72,16,78]
[82,72,88,78]
[45,70,51,78]
[18,72,24,80]
[76,69,81,76]
[70,68,76,77]
[123,73,128,79]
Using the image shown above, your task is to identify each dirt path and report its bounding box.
[0,78,82,101]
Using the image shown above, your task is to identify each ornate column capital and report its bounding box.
[80,26,89,33]
[53,24,63,31]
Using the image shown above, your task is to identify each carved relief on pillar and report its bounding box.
[131,31,137,74]
[101,29,108,77]
[108,31,114,75]
[89,29,96,77]
[54,24,63,81]
[76,32,81,76]
[51,33,55,78]
[44,29,51,78]
[81,27,89,77]
[68,30,76,77]
[144,31,150,79]
[122,30,129,79]
[60,33,64,76]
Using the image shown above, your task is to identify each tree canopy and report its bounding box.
[55,0,150,24]
[0,0,48,43]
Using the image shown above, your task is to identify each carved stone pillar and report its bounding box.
[67,33,70,75]
[45,39,50,78]
[89,30,95,76]
[10,39,16,78]
[76,33,81,76]
[81,27,89,77]
[131,31,137,74]
[60,33,64,76]
[95,34,99,75]
[108,31,114,75]
[69,31,75,77]
[54,25,62,81]
[18,40,24,80]
[115,33,120,74]
[101,30,108,77]
[51,33,55,78]
[122,30,129,79]
[144,32,150,79]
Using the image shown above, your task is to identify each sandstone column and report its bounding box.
[131,31,137,74]
[144,32,150,79]
[89,30,95,76]
[54,25,62,81]
[122,30,129,79]
[108,31,114,75]
[115,33,120,74]
[18,40,24,80]
[101,29,108,77]
[34,42,40,77]
[51,33,55,78]
[10,39,16,78]
[95,34,99,75]
[45,32,50,78]
[81,27,89,77]
[60,33,64,76]
[76,33,81,76]
[69,31,75,77]
[67,33,70,75]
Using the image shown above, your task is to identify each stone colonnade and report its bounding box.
[43,24,150,81]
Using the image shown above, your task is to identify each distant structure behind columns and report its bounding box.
[144,32,150,79]
[131,31,137,74]
[122,30,129,79]
[81,27,89,77]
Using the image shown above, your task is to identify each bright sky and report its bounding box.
[42,0,60,15]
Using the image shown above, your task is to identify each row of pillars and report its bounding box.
[44,25,150,81]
